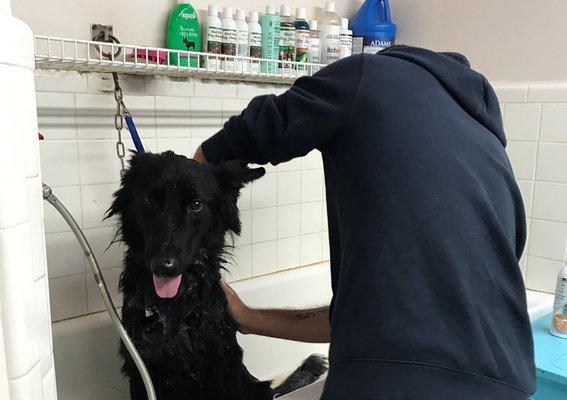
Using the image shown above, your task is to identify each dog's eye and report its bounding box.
[144,196,158,209]
[188,199,204,213]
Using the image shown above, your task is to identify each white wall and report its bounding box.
[12,0,567,81]
[36,72,330,322]
[497,83,567,292]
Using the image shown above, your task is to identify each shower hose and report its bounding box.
[42,183,157,400]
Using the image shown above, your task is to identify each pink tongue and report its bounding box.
[152,274,182,299]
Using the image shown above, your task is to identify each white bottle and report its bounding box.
[203,4,223,70]
[319,1,341,65]
[308,19,321,65]
[339,17,353,59]
[221,6,237,72]
[279,4,296,69]
[551,244,567,339]
[235,8,249,73]
[248,11,262,75]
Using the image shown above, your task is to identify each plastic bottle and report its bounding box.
[260,5,281,74]
[167,0,201,68]
[351,0,397,54]
[295,7,310,68]
[551,245,567,339]
[235,9,249,73]
[308,19,321,65]
[319,1,341,65]
[248,11,262,75]
[339,17,353,59]
[279,4,296,70]
[221,7,237,72]
[202,4,222,70]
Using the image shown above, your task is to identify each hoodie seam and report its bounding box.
[331,358,530,395]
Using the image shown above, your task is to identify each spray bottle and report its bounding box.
[550,243,567,338]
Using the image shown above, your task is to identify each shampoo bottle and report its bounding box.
[202,4,222,70]
[319,1,341,65]
[551,246,567,339]
[235,9,249,73]
[279,4,296,69]
[308,19,321,65]
[221,7,237,72]
[339,17,353,59]
[260,5,281,74]
[248,11,262,74]
[295,8,310,68]
[167,0,201,68]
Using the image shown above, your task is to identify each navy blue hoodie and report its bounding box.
[202,46,535,399]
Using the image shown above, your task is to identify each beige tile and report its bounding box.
[252,241,277,276]
[540,103,567,142]
[532,181,567,223]
[503,103,541,141]
[525,256,565,293]
[536,143,567,183]
[49,274,87,321]
[506,141,537,180]
[528,219,567,261]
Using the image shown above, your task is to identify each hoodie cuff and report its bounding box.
[201,130,236,164]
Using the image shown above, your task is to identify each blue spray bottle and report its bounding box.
[351,0,397,54]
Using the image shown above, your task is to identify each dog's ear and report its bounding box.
[212,160,265,234]
[212,160,265,193]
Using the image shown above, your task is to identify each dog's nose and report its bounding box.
[151,256,178,273]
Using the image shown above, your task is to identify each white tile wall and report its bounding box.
[36,73,329,323]
[498,82,567,293]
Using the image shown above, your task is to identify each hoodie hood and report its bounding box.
[380,46,506,147]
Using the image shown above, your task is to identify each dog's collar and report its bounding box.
[145,307,156,318]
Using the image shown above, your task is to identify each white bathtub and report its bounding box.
[51,262,554,400]
[52,263,332,400]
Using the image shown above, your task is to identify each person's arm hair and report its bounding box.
[222,282,330,343]
[199,54,364,165]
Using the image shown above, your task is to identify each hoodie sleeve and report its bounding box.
[201,54,364,165]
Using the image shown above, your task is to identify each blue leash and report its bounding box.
[124,113,145,153]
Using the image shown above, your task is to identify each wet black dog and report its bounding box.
[107,151,327,400]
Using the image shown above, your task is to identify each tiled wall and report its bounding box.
[36,71,330,322]
[36,72,567,324]
[497,82,567,293]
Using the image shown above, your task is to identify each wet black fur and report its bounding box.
[107,151,326,400]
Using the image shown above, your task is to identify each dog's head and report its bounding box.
[107,151,264,300]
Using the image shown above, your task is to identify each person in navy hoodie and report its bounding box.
[193,46,535,400]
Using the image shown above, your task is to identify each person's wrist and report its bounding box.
[238,307,258,335]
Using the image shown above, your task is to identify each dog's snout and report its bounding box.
[150,256,179,274]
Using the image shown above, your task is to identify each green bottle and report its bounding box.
[167,0,201,68]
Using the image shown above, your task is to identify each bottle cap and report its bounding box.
[222,6,233,19]
[341,17,349,30]
[248,10,259,22]
[208,4,218,17]
[177,0,188,4]
[296,7,306,19]
[309,19,318,30]
[266,5,276,15]
[280,4,291,17]
[325,1,336,13]
[235,8,246,21]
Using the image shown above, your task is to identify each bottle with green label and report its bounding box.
[167,0,201,68]
[279,4,296,71]
[260,5,280,74]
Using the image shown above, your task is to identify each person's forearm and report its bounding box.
[241,306,330,343]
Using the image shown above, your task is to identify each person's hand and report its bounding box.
[221,281,254,334]
[193,146,207,164]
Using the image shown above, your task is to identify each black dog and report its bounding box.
[107,151,327,400]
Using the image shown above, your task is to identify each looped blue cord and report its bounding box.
[124,113,145,153]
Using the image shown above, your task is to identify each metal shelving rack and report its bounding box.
[34,36,324,84]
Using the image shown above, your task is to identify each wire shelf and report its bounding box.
[34,36,324,84]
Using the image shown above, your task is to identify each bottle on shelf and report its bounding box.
[260,5,281,74]
[295,7,310,72]
[351,0,397,54]
[167,0,201,68]
[235,8,249,73]
[308,19,321,65]
[221,6,237,72]
[278,4,296,71]
[248,11,262,75]
[319,1,341,65]
[202,4,222,70]
[339,17,353,59]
